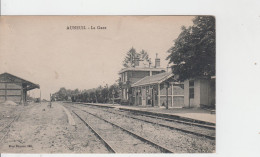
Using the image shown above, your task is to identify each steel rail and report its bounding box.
[105,109,215,140]
[130,112,215,130]
[69,102,215,127]
[72,110,116,153]
[78,109,174,153]
[67,103,215,140]
[0,114,21,143]
[74,105,215,140]
[85,104,215,129]
[0,118,16,133]
[119,108,215,126]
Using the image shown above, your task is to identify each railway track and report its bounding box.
[122,110,215,129]
[119,108,215,126]
[86,104,215,129]
[69,102,215,128]
[70,107,174,153]
[0,104,36,144]
[69,103,215,140]
[72,110,116,153]
[100,108,215,140]
[0,114,20,143]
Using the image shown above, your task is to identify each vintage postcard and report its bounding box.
[0,16,216,153]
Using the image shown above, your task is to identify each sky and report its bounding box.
[0,16,194,99]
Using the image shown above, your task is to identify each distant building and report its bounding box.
[184,76,215,108]
[0,73,40,104]
[119,54,165,105]
[132,72,184,107]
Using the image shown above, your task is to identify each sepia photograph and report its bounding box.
[0,16,216,153]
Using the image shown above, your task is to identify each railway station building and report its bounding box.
[131,72,184,107]
[118,54,215,109]
[118,55,165,105]
[0,72,40,104]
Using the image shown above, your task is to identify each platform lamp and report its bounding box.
[164,81,170,109]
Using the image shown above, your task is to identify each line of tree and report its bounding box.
[51,83,120,103]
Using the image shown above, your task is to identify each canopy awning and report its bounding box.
[0,72,40,91]
[132,72,174,87]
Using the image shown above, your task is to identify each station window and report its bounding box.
[189,88,194,98]
[189,80,194,98]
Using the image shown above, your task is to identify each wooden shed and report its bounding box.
[0,72,40,104]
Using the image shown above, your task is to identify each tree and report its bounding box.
[101,87,109,103]
[82,92,89,102]
[167,16,215,81]
[122,47,152,68]
[53,83,120,104]
[89,91,96,103]
[139,49,151,67]
[55,87,68,101]
[123,47,138,68]
[109,83,119,99]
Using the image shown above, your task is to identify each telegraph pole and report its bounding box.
[40,90,41,104]
[50,93,52,108]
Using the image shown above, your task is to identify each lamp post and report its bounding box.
[164,82,170,109]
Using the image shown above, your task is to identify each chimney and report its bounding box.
[155,53,160,68]
[134,57,139,67]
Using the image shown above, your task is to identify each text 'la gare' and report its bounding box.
[66,26,107,30]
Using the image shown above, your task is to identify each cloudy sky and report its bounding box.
[0,16,194,99]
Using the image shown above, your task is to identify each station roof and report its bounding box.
[132,72,174,87]
[119,67,165,74]
[0,72,40,91]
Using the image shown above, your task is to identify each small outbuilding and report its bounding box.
[183,76,215,108]
[132,72,184,108]
[0,72,40,104]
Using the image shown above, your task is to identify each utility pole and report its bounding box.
[50,93,52,108]
[40,90,41,104]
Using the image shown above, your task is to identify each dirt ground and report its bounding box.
[0,102,108,153]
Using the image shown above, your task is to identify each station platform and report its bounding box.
[71,102,216,125]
